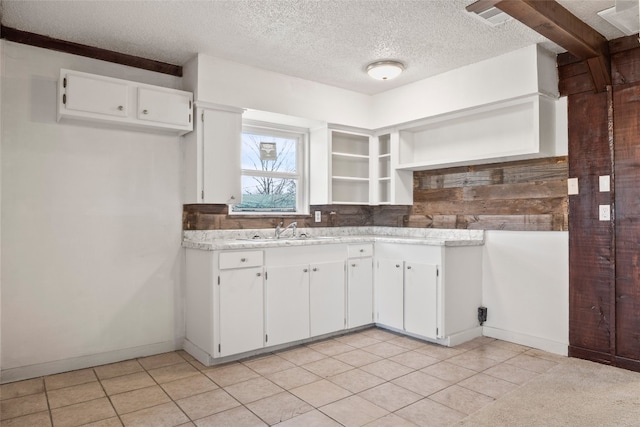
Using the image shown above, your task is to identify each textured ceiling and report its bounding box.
[0,0,629,95]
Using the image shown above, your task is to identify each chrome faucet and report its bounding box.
[275,221,297,239]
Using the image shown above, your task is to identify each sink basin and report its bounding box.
[236,235,336,242]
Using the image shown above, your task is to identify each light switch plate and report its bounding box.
[599,175,611,192]
[567,177,579,195]
[314,211,321,222]
[599,205,611,221]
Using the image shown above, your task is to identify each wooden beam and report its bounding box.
[466,0,611,92]
[0,26,182,77]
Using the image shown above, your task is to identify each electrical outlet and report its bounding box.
[314,211,321,222]
[599,205,610,221]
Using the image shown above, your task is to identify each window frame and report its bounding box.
[230,120,309,215]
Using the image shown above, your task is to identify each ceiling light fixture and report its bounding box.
[366,61,405,80]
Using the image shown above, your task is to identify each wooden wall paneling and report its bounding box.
[613,83,640,361]
[372,205,411,227]
[567,90,614,357]
[411,198,567,216]
[463,181,567,201]
[611,47,640,86]
[183,204,375,230]
[410,157,568,231]
[184,158,568,232]
[559,59,596,96]
[403,215,457,229]
[456,214,560,231]
[417,170,503,189]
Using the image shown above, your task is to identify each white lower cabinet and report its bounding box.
[376,258,439,338]
[347,244,374,328]
[310,261,346,336]
[347,257,374,328]
[375,243,482,344]
[265,265,310,347]
[184,249,265,364]
[219,266,264,357]
[184,239,482,365]
[404,262,439,339]
[265,245,346,347]
[376,259,405,330]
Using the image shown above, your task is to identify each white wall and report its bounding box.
[482,231,569,355]
[1,41,185,382]
[185,45,560,132]
[370,45,557,129]
[184,54,372,129]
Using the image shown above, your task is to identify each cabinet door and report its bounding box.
[376,259,404,330]
[65,73,129,118]
[404,263,438,339]
[310,261,345,336]
[219,267,264,357]
[348,258,373,328]
[265,265,310,346]
[202,109,242,204]
[137,87,191,127]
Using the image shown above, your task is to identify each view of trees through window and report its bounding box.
[232,130,300,212]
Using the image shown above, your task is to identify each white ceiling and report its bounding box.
[0,0,631,95]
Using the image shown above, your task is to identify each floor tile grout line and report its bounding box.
[93,369,125,427]
[42,376,54,427]
[132,352,197,425]
[2,333,556,427]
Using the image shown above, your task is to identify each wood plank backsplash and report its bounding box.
[408,156,568,231]
[183,156,568,231]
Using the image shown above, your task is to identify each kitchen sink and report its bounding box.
[237,235,336,241]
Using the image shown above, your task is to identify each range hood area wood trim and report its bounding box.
[0,25,182,77]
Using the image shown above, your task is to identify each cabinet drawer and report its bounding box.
[219,251,263,269]
[348,244,373,258]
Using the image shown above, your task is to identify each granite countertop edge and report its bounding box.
[182,228,485,251]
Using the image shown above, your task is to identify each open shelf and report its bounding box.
[396,94,556,171]
[331,130,371,204]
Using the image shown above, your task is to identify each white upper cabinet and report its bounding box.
[183,104,243,204]
[64,73,129,118]
[58,69,193,135]
[137,87,192,127]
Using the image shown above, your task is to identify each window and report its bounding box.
[231,123,308,214]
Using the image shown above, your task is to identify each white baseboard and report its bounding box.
[482,326,568,356]
[182,339,212,367]
[446,327,483,346]
[1,340,181,384]
[374,324,482,347]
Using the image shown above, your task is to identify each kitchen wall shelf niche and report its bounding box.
[396,94,556,171]
[330,129,372,205]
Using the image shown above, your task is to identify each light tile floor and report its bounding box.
[0,328,565,426]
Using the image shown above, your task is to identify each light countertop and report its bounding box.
[183,227,484,251]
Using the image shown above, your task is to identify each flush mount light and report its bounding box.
[366,60,405,80]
